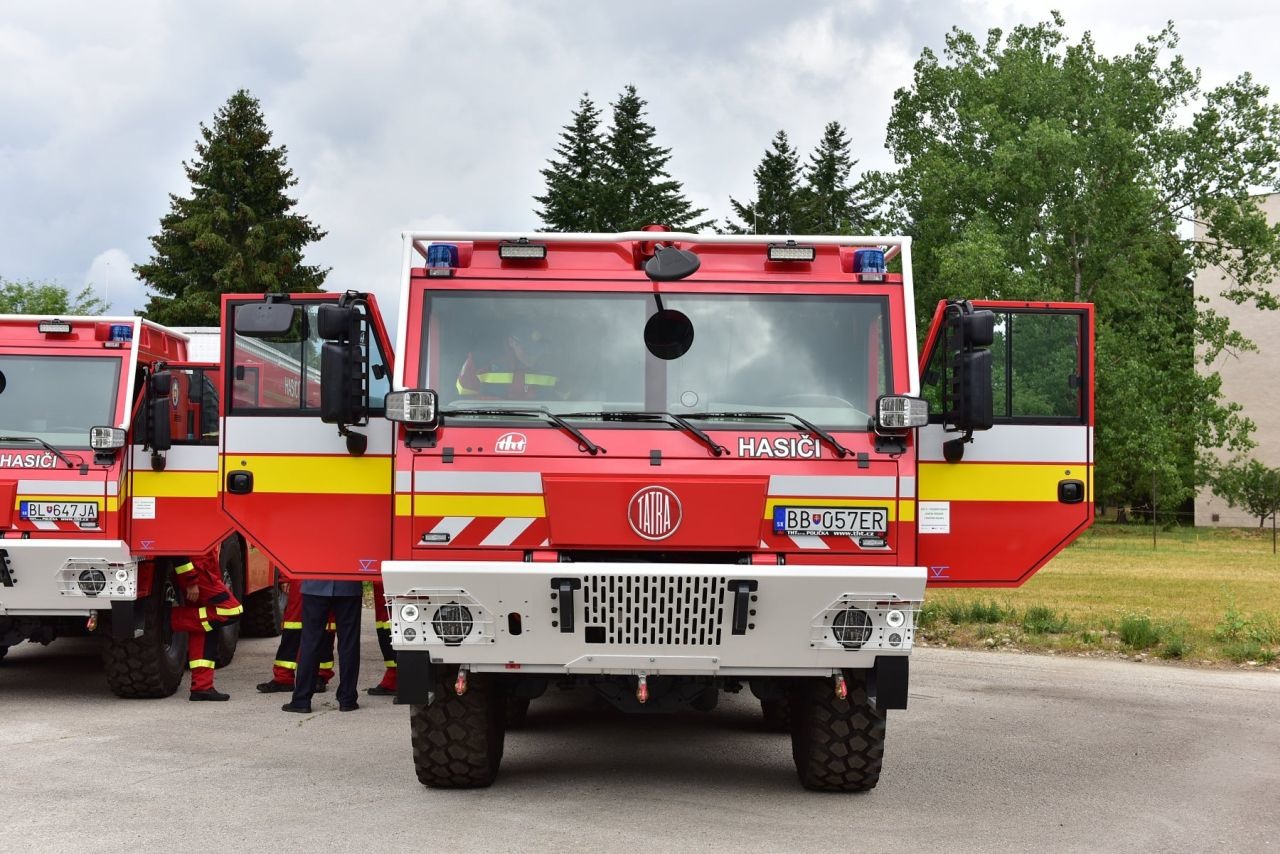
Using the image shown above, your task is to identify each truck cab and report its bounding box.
[219,229,1094,790]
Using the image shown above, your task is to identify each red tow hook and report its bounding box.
[636,674,649,704]
[454,668,468,696]
[834,671,848,700]
[86,612,98,632]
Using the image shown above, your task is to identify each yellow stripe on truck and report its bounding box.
[132,471,219,498]
[411,494,546,518]
[223,455,391,495]
[918,463,1093,502]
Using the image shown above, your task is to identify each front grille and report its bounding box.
[582,574,727,646]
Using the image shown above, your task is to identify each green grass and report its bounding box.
[919,523,1280,666]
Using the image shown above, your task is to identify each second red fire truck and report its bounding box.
[0,315,283,696]
[217,228,1094,790]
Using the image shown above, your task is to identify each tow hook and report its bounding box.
[833,671,848,700]
[86,612,98,632]
[454,667,469,696]
[636,673,649,704]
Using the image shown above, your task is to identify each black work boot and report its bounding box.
[190,689,230,701]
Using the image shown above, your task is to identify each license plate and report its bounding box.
[20,501,99,523]
[773,506,887,537]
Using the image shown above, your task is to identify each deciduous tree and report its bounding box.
[871,15,1280,509]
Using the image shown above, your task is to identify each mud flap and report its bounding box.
[111,600,140,641]
[398,651,434,705]
[867,656,909,710]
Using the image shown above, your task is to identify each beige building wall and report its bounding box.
[1194,192,1280,527]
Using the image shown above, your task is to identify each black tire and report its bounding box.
[504,695,530,728]
[789,672,886,792]
[761,698,791,732]
[241,566,284,638]
[213,540,244,668]
[103,562,188,699]
[0,645,8,663]
[410,669,506,789]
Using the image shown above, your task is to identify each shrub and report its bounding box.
[968,599,1009,624]
[1222,640,1265,664]
[917,600,943,629]
[1159,629,1191,659]
[1022,605,1069,635]
[1214,600,1250,642]
[1118,614,1160,650]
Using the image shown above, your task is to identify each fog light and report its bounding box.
[400,603,420,622]
[403,627,417,642]
[831,608,872,649]
[77,569,107,596]
[432,604,473,645]
[888,632,903,648]
[886,609,906,628]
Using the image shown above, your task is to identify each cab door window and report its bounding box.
[922,307,1085,424]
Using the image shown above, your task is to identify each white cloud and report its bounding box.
[82,249,147,317]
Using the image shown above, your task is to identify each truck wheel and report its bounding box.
[410,669,506,788]
[789,672,885,792]
[761,698,791,732]
[103,563,188,699]
[504,696,530,728]
[213,540,244,668]
[241,568,284,638]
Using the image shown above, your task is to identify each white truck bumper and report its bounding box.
[383,560,926,676]
[0,539,138,616]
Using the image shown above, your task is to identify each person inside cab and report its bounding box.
[455,325,559,401]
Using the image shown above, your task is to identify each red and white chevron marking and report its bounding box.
[418,516,550,548]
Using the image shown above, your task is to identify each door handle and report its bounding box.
[1058,479,1084,504]
[227,470,254,495]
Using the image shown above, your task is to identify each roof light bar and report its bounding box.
[38,319,72,334]
[768,242,816,262]
[499,239,548,260]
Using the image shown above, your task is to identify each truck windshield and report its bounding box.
[421,291,890,429]
[0,355,121,448]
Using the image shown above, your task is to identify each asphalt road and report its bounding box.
[1,617,1277,854]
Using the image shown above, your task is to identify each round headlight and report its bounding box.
[400,604,420,622]
[77,569,107,596]
[831,608,872,649]
[886,609,906,628]
[115,569,130,583]
[432,604,474,646]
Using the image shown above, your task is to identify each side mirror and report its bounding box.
[150,395,172,452]
[234,302,297,337]
[320,342,362,426]
[941,302,995,462]
[150,371,173,396]
[318,304,357,341]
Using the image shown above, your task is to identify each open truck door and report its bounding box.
[916,300,1094,586]
[219,293,395,580]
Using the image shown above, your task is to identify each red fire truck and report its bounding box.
[0,315,283,697]
[218,229,1094,791]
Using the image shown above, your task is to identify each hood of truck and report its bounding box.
[400,425,907,556]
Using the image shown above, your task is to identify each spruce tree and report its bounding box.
[724,130,804,234]
[534,94,608,232]
[135,89,327,326]
[600,85,711,231]
[800,122,871,234]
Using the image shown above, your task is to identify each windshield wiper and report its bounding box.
[562,411,727,457]
[0,435,79,469]
[439,408,604,456]
[683,412,852,458]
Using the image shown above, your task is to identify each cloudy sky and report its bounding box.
[2,0,1278,330]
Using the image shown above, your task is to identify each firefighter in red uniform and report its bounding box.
[256,581,336,694]
[365,581,398,700]
[170,553,243,701]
